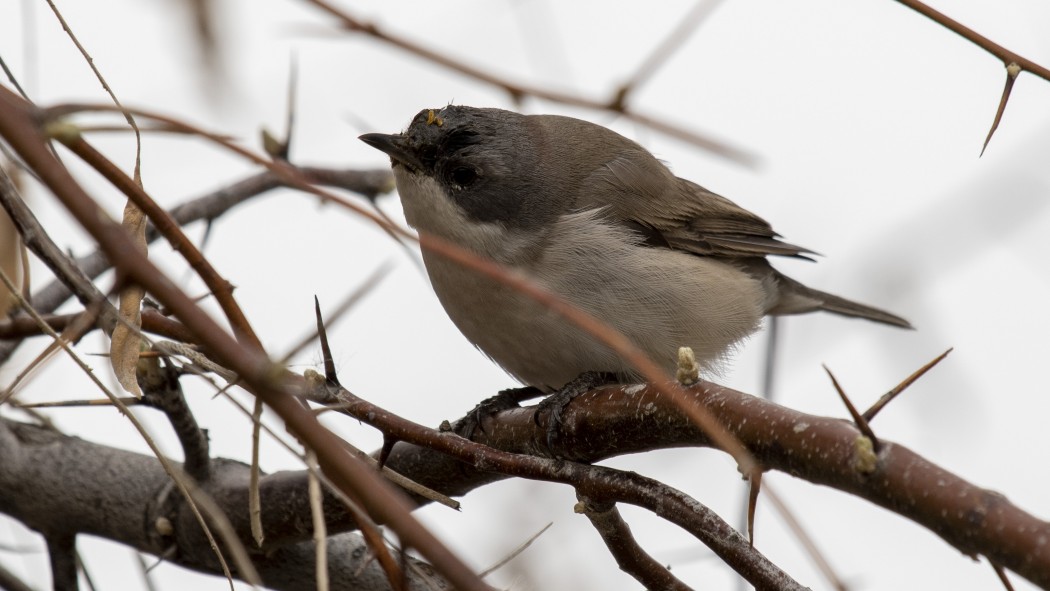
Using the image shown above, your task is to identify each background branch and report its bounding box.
[0,417,447,591]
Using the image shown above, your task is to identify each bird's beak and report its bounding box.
[359,133,425,173]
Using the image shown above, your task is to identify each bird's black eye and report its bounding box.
[449,166,479,187]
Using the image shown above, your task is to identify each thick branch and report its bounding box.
[375,381,1050,589]
[0,418,445,591]
[319,385,805,589]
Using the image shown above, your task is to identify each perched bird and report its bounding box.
[361,106,909,392]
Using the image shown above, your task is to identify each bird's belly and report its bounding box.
[419,244,766,390]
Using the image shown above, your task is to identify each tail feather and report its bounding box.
[770,273,913,329]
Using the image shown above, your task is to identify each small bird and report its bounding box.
[361,106,909,392]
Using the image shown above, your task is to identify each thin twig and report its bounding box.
[300,0,757,165]
[307,450,330,591]
[478,522,553,578]
[613,0,725,108]
[42,0,141,179]
[250,397,265,547]
[892,0,1050,82]
[762,482,848,591]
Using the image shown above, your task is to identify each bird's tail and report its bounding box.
[769,272,912,329]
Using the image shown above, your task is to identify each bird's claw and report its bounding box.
[535,371,618,455]
[455,386,543,440]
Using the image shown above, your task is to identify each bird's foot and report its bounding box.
[536,371,619,455]
[455,385,543,440]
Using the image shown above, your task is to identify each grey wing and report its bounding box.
[584,153,816,260]
[576,153,913,329]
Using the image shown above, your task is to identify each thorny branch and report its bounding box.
[890,0,1050,152]
[4,369,1049,589]
[306,0,1050,157]
[325,380,1050,589]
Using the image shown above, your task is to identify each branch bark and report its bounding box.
[0,418,447,591]
[373,381,1050,589]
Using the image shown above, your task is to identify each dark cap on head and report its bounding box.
[361,106,558,228]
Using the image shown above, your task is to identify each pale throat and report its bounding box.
[394,171,541,266]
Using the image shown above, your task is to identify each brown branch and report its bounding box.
[369,381,1050,590]
[893,0,1050,82]
[577,494,693,591]
[0,309,195,343]
[318,384,804,590]
[892,0,1050,153]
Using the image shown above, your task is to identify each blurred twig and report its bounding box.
[301,0,757,165]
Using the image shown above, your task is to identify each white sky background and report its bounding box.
[1,0,1049,589]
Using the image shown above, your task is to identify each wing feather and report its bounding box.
[581,154,816,260]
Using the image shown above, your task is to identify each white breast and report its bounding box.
[398,171,767,389]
